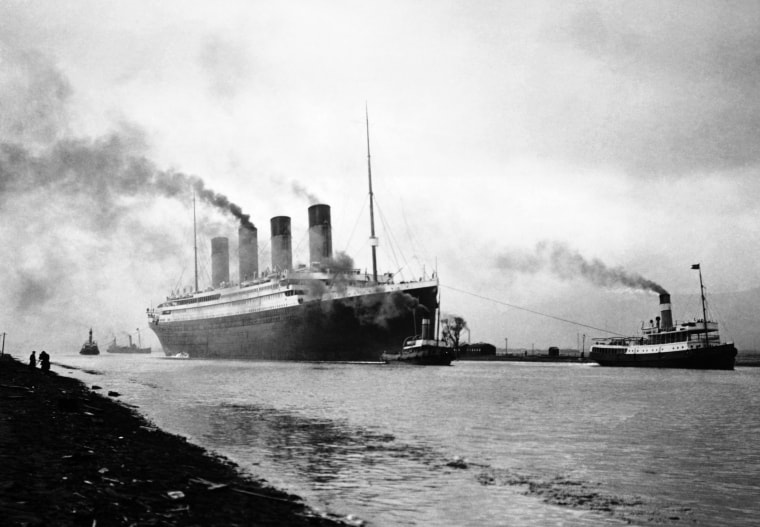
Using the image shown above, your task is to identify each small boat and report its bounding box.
[107,330,151,354]
[79,328,100,355]
[589,265,737,370]
[381,317,454,365]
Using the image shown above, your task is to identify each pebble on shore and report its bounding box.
[0,354,348,527]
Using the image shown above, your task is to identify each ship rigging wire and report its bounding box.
[343,193,426,282]
[374,197,409,279]
[343,194,369,254]
[441,284,628,337]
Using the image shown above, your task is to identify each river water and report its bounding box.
[46,353,760,526]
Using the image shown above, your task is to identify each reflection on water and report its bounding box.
[54,354,760,527]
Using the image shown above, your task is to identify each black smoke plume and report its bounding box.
[324,252,354,274]
[0,135,255,230]
[495,241,668,294]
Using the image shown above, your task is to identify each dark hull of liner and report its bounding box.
[149,286,438,361]
[590,343,737,370]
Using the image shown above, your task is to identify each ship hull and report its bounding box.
[107,348,152,354]
[590,343,737,370]
[150,285,438,361]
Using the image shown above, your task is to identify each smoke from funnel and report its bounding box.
[495,241,668,295]
[0,135,255,231]
[291,180,321,204]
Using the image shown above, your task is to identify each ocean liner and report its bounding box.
[147,120,439,361]
[589,265,737,370]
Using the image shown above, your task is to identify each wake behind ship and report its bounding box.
[148,203,439,361]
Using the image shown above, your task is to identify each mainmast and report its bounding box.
[693,263,709,348]
[365,105,378,282]
[193,193,199,293]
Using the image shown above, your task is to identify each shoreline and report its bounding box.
[0,354,350,526]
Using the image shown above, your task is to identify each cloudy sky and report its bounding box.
[2,1,759,353]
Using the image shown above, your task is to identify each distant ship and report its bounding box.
[589,265,737,370]
[381,317,454,366]
[107,331,151,354]
[147,114,438,361]
[79,328,100,355]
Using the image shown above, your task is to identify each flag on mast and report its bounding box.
[691,264,700,270]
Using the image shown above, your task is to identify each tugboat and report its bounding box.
[79,328,100,355]
[589,265,737,370]
[381,317,454,365]
[107,329,151,354]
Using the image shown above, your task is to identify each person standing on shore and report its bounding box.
[39,351,50,374]
[29,351,36,370]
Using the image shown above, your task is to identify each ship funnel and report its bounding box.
[308,204,332,266]
[659,293,673,330]
[270,216,292,272]
[211,237,230,287]
[238,225,258,281]
[421,318,431,340]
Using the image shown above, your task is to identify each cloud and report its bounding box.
[0,43,72,147]
[531,3,760,175]
[198,35,254,100]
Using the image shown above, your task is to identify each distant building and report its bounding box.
[548,346,560,357]
[460,342,496,355]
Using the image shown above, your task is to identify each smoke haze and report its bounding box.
[0,39,256,351]
[291,180,321,205]
[0,136,255,230]
[496,241,668,295]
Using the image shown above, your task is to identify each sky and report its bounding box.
[1,0,760,354]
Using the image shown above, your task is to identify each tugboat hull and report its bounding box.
[590,343,737,370]
[381,343,454,366]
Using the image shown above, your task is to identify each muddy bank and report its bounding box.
[0,354,352,526]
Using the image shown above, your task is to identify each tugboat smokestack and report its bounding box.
[270,216,292,272]
[308,204,332,266]
[659,292,673,330]
[238,225,258,281]
[421,318,431,340]
[211,237,230,287]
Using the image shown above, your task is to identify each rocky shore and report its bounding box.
[0,354,349,526]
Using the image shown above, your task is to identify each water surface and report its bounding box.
[52,353,760,526]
